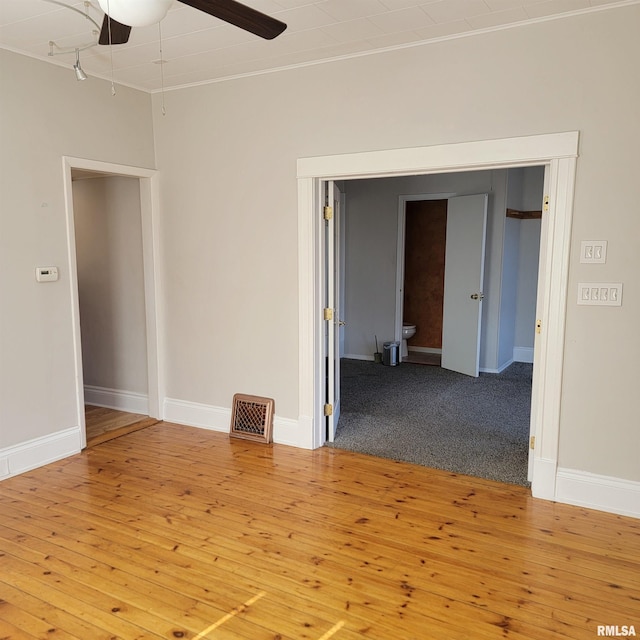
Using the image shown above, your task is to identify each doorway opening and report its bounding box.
[297,132,579,502]
[328,168,543,485]
[63,157,163,449]
[401,197,449,367]
[394,167,544,376]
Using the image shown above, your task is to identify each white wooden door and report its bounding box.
[441,194,488,377]
[325,181,343,441]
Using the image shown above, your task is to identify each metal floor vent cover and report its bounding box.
[230,394,274,443]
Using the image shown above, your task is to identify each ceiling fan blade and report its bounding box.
[179,0,287,40]
[98,14,132,45]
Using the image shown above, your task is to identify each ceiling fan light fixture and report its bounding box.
[97,0,173,28]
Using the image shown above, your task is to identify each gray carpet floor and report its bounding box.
[331,359,533,486]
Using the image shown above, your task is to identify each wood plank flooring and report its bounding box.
[1,422,638,639]
[85,405,158,448]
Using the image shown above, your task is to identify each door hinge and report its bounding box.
[324,403,333,416]
[530,436,535,450]
[543,195,549,213]
[324,308,334,321]
[323,205,333,221]
[536,319,542,334]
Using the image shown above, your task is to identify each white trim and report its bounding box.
[532,457,558,502]
[0,427,82,480]
[513,347,534,363]
[556,469,640,519]
[150,1,639,93]
[84,386,149,414]
[164,398,229,431]
[480,358,513,374]
[298,132,579,508]
[62,157,165,451]
[139,174,165,419]
[529,156,577,496]
[297,133,578,180]
[409,347,443,355]
[5,2,635,95]
[163,399,313,450]
[344,353,375,362]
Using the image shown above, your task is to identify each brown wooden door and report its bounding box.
[403,199,447,349]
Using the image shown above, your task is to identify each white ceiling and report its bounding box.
[0,0,634,92]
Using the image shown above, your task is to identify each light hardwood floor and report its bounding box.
[0,422,638,639]
[85,405,158,448]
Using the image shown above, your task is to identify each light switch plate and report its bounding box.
[580,240,607,263]
[577,282,622,306]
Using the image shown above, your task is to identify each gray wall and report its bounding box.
[1,5,639,486]
[151,5,640,481]
[0,49,154,450]
[73,176,148,395]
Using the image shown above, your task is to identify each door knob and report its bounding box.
[470,293,485,300]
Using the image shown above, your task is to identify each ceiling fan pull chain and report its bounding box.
[106,0,116,95]
[158,22,166,116]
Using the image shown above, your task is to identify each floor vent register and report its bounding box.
[229,394,274,444]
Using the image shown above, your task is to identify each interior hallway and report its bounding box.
[84,405,157,448]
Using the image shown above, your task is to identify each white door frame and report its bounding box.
[325,181,337,442]
[297,132,578,502]
[62,156,164,448]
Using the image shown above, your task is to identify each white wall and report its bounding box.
[498,217,520,368]
[507,167,544,358]
[73,176,148,396]
[0,50,155,458]
[514,220,541,352]
[152,5,640,483]
[522,166,545,211]
[512,165,544,354]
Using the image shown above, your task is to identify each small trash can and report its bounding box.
[382,341,400,366]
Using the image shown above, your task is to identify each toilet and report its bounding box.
[401,323,416,359]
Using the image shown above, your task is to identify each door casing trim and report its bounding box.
[62,156,164,448]
[297,132,579,501]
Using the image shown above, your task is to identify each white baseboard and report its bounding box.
[0,427,82,481]
[343,353,374,361]
[531,457,558,502]
[513,347,534,363]
[84,386,149,414]
[480,358,514,374]
[408,347,442,354]
[555,468,640,519]
[163,398,314,450]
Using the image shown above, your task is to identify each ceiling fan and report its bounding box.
[97,0,287,46]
